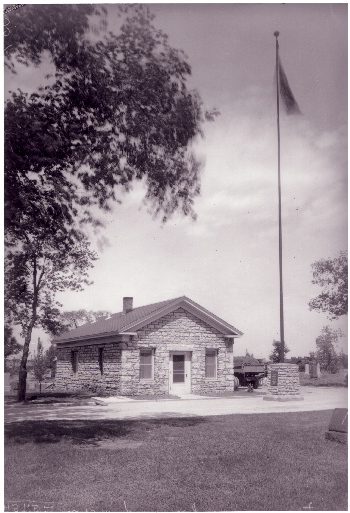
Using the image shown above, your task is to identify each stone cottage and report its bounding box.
[53,296,243,396]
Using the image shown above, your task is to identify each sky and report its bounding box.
[5,3,348,359]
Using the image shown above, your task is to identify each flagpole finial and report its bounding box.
[274,31,280,38]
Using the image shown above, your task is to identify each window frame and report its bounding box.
[98,347,104,375]
[139,348,154,381]
[205,348,218,379]
[71,350,79,376]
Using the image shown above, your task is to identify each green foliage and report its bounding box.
[58,309,112,332]
[269,339,290,363]
[5,235,97,337]
[5,231,97,400]
[5,4,217,247]
[5,5,107,72]
[309,251,348,320]
[4,325,22,359]
[45,345,58,377]
[338,350,348,369]
[32,339,47,383]
[315,326,344,373]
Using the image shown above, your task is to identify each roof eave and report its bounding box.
[54,329,121,345]
[123,296,243,336]
[53,296,243,345]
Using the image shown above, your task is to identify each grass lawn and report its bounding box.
[5,410,347,512]
[299,369,347,387]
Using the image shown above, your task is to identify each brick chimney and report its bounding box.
[123,297,133,314]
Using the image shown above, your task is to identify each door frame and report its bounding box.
[169,351,192,394]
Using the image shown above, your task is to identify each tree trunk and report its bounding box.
[17,325,34,401]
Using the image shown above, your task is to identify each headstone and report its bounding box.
[326,408,348,444]
[310,362,318,378]
[316,363,321,378]
[304,363,309,376]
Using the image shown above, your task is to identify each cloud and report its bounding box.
[173,86,347,250]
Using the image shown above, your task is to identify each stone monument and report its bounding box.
[263,363,304,401]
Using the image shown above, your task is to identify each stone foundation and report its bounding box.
[263,363,303,401]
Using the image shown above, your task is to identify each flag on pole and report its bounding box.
[277,57,301,115]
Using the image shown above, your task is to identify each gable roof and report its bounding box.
[53,296,243,344]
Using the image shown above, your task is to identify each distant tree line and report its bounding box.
[267,251,347,372]
[268,327,347,373]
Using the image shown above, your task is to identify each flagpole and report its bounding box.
[274,30,285,363]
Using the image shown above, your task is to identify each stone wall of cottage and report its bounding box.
[120,307,234,395]
[55,307,235,395]
[55,343,122,393]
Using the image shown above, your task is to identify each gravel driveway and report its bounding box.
[4,386,347,423]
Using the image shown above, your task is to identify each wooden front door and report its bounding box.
[169,352,191,394]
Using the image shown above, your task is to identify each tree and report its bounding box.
[32,338,47,391]
[339,350,348,370]
[269,339,290,363]
[309,251,348,320]
[315,326,343,373]
[45,345,58,378]
[5,4,218,248]
[5,324,22,359]
[45,310,111,376]
[5,233,97,401]
[309,351,316,361]
[5,5,107,73]
[58,309,112,331]
[5,5,217,401]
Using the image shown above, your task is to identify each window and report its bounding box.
[71,351,78,375]
[140,349,153,379]
[98,348,104,375]
[205,349,217,378]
